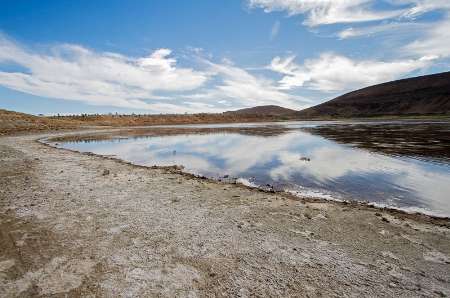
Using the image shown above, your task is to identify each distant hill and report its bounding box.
[225,105,297,116]
[0,106,296,135]
[0,109,81,135]
[296,71,450,119]
[3,71,450,135]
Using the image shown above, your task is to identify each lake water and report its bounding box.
[53,121,450,217]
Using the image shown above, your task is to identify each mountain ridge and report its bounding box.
[296,71,450,118]
[224,105,297,116]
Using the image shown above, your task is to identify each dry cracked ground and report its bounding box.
[0,131,450,297]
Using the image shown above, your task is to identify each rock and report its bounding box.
[423,250,450,264]
[304,212,313,220]
[0,259,15,272]
[434,290,446,297]
[313,214,327,220]
[379,229,389,236]
[381,251,399,261]
[102,169,110,176]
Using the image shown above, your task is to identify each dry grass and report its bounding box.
[0,109,82,135]
[52,112,294,126]
[0,108,296,135]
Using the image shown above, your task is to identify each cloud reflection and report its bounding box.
[60,128,450,216]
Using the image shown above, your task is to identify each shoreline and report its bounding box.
[1,130,449,296]
[41,139,450,220]
[2,114,449,137]
[41,129,450,221]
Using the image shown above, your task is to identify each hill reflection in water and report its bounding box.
[54,121,450,216]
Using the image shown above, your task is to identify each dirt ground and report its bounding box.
[0,131,449,297]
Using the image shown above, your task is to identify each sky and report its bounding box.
[0,0,449,115]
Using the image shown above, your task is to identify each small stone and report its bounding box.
[102,169,110,176]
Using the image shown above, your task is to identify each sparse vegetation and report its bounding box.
[0,107,298,135]
[0,109,82,135]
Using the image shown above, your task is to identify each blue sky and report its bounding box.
[0,0,449,115]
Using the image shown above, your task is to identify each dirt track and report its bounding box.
[1,131,450,297]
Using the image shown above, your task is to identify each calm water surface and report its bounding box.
[54,121,450,217]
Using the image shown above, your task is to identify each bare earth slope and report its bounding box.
[0,105,297,135]
[224,105,297,116]
[0,109,82,135]
[297,71,450,118]
[0,131,449,297]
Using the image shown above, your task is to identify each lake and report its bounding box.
[52,120,450,217]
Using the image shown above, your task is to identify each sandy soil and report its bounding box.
[1,131,449,297]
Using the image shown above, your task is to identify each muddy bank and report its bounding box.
[1,131,449,297]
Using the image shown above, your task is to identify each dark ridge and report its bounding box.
[296,71,450,118]
[225,105,297,116]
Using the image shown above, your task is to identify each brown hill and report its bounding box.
[0,109,82,135]
[225,105,297,116]
[296,71,450,119]
[0,106,296,135]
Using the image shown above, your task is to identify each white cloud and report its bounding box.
[250,0,450,59]
[337,21,428,39]
[249,0,450,25]
[248,0,403,26]
[332,2,450,64]
[0,37,210,113]
[186,58,310,110]
[397,0,450,17]
[270,20,281,40]
[269,53,432,92]
[403,17,450,58]
[332,1,450,59]
[250,0,450,71]
[0,36,308,112]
